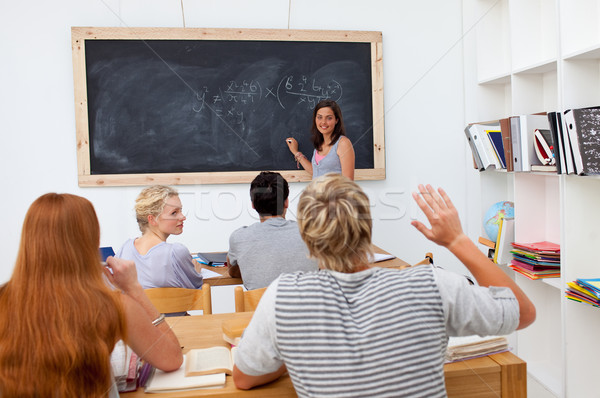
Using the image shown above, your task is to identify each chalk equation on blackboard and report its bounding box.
[192,74,342,124]
[74,30,382,182]
[278,75,343,110]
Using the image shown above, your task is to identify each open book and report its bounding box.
[185,346,237,377]
[145,357,225,393]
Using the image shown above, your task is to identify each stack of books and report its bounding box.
[509,241,560,280]
[464,107,600,175]
[566,278,600,308]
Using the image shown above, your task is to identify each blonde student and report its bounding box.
[233,174,535,397]
[117,185,203,289]
[0,193,182,397]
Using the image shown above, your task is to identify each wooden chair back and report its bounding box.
[234,286,267,312]
[144,284,212,314]
[413,252,434,267]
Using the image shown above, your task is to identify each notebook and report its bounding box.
[100,246,115,262]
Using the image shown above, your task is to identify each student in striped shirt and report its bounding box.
[233,174,535,397]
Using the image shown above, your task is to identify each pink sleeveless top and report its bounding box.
[314,151,326,164]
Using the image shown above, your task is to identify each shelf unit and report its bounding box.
[463,0,600,396]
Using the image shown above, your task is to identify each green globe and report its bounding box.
[484,201,514,242]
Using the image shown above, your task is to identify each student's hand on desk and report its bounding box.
[104,256,142,294]
[411,184,467,251]
[228,264,241,278]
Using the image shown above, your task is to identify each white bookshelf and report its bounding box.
[508,0,557,72]
[463,0,600,396]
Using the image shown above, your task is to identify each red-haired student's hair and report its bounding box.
[0,193,127,397]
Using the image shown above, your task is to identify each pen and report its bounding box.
[101,262,114,275]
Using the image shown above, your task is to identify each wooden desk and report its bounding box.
[196,262,243,287]
[196,245,410,287]
[370,244,411,269]
[445,352,526,397]
[124,313,526,398]
[124,313,294,397]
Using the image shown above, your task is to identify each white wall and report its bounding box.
[0,0,472,284]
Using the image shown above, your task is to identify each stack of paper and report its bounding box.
[445,335,509,363]
[566,278,600,308]
[509,241,560,280]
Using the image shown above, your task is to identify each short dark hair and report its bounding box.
[250,172,290,217]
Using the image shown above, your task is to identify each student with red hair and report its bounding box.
[0,193,182,397]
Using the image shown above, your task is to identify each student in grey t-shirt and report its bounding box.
[227,172,318,290]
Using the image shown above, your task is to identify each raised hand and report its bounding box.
[410,184,466,250]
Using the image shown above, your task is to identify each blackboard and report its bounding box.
[72,28,385,186]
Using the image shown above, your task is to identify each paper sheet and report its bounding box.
[201,268,223,279]
[370,252,396,263]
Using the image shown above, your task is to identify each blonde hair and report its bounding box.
[135,185,179,233]
[297,174,372,272]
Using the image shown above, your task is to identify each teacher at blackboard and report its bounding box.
[286,100,355,180]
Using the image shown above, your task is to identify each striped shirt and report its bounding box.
[276,266,446,397]
[235,266,519,398]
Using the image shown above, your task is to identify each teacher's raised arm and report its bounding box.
[286,100,355,180]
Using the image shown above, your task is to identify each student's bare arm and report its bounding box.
[105,257,183,371]
[337,136,355,180]
[233,364,287,390]
[411,184,536,330]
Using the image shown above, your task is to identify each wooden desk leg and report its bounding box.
[488,352,527,398]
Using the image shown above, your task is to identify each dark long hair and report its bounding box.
[310,100,346,151]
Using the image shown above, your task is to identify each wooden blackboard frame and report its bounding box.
[72,27,385,186]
